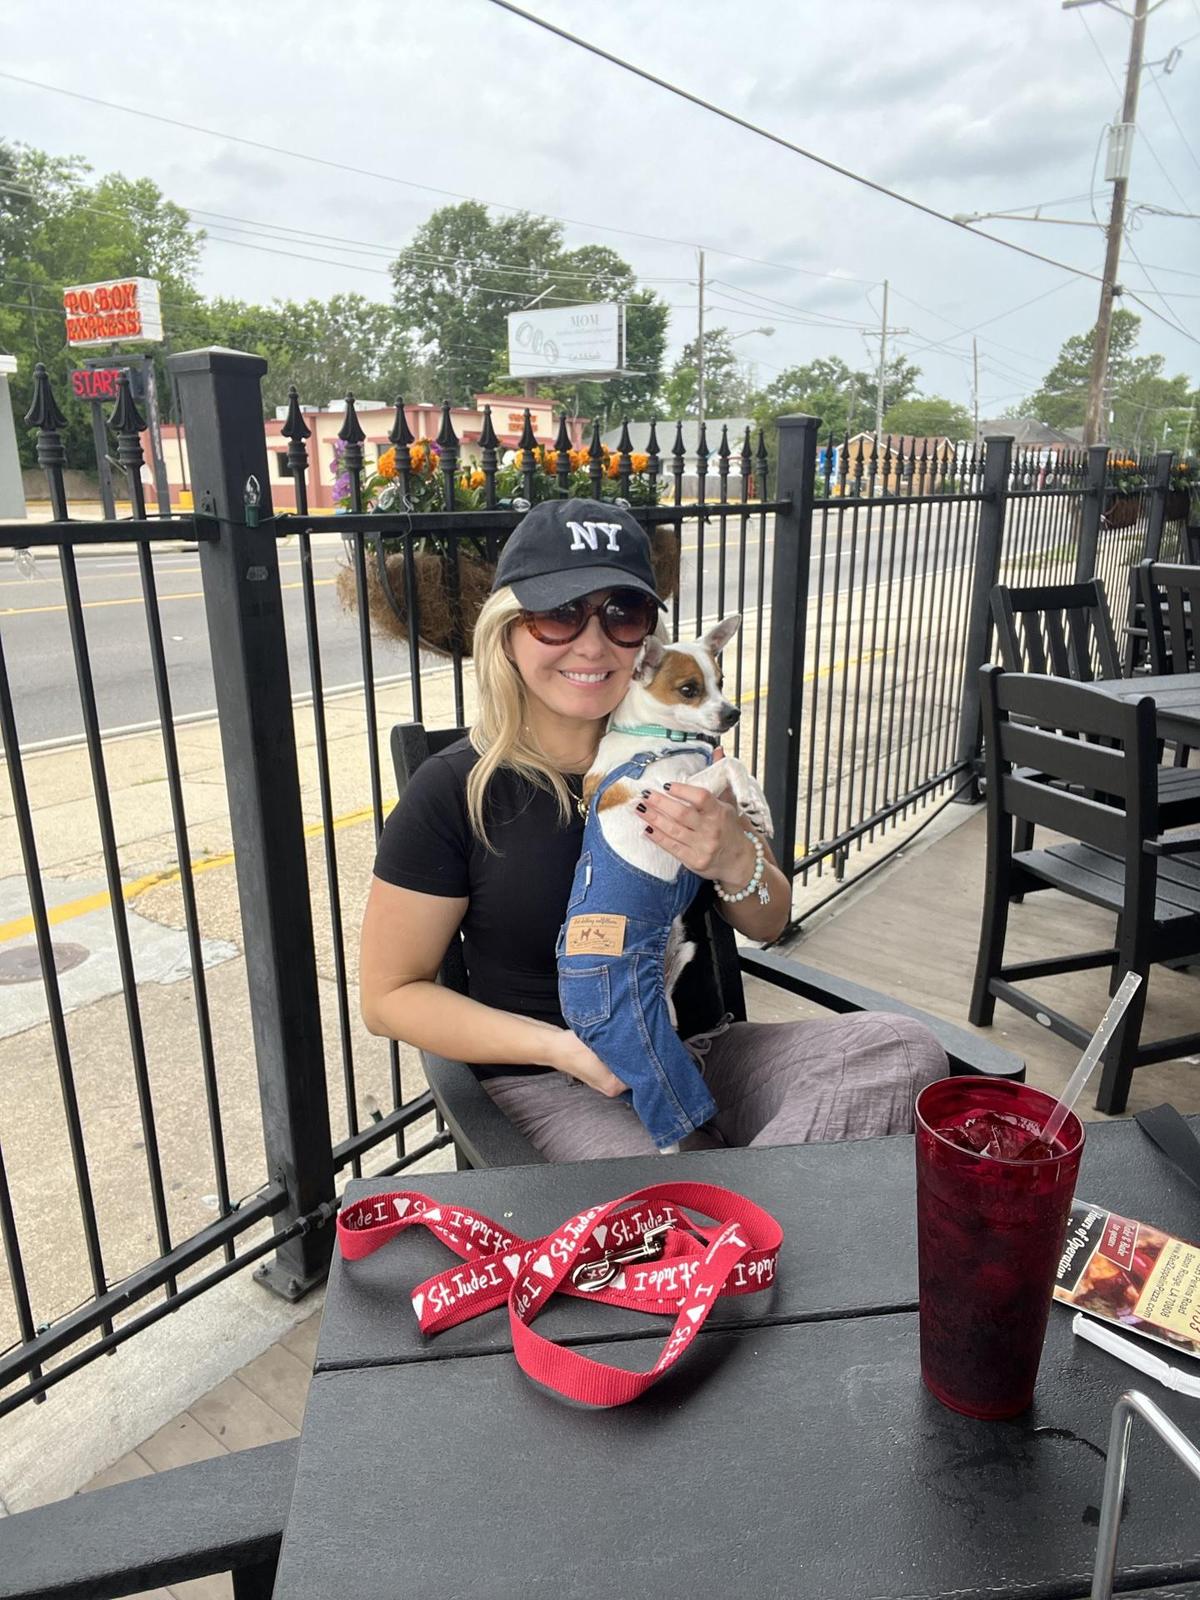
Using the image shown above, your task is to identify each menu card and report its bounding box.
[1054,1199,1200,1361]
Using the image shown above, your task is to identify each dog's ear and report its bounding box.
[634,635,666,681]
[701,614,741,657]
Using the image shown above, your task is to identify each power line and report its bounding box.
[0,69,878,294]
[484,0,1112,288]
[1146,68,1200,184]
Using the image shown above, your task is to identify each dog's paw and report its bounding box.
[738,796,774,839]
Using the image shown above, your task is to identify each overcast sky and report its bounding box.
[2,0,1198,423]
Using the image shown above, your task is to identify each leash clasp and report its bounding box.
[570,1220,671,1292]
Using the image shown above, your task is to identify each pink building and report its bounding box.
[157,394,588,511]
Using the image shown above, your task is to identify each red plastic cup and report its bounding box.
[915,1077,1084,1420]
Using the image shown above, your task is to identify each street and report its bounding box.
[0,501,996,747]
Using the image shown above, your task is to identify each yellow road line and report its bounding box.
[0,802,387,946]
[0,576,338,618]
[1,635,878,947]
[0,554,345,591]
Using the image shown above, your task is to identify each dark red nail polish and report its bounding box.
[636,802,647,813]
[644,825,654,835]
[663,783,672,791]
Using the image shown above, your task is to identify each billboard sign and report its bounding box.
[507,301,622,379]
[62,277,164,347]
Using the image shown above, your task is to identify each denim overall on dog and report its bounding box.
[557,746,718,1149]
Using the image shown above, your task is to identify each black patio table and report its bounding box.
[1089,671,1200,750]
[272,1124,1200,1600]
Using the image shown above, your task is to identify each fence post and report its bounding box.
[1072,445,1109,581]
[954,434,1013,801]
[1144,450,1174,562]
[762,414,819,881]
[168,347,334,1298]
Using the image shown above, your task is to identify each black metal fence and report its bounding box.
[0,347,1194,1416]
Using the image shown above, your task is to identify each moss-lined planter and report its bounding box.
[1103,495,1140,529]
[337,526,682,656]
[1165,489,1191,522]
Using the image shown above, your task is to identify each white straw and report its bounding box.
[1038,972,1143,1150]
[1073,1313,1200,1399]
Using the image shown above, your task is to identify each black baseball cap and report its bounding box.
[492,497,664,611]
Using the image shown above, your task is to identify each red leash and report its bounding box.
[337,1181,783,1407]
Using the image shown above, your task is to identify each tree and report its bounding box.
[663,327,754,419]
[1026,309,1198,448]
[0,141,203,470]
[751,355,922,440]
[881,395,973,440]
[391,202,668,411]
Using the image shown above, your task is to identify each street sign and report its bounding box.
[62,277,164,346]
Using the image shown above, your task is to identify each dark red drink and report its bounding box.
[915,1078,1084,1420]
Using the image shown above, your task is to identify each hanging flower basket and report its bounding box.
[338,523,681,657]
[336,548,496,657]
[1103,495,1140,530]
[1165,490,1191,522]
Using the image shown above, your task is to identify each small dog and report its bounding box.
[557,615,773,1152]
[582,612,774,1004]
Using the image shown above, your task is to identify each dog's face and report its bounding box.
[630,615,742,736]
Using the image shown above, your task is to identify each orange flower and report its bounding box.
[409,442,427,470]
[630,451,650,474]
[606,453,620,479]
[568,447,589,471]
[542,449,559,473]
[468,468,484,489]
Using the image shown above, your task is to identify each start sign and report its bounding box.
[69,366,146,403]
[62,277,163,347]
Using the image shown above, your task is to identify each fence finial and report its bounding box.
[518,409,538,454]
[672,422,686,471]
[479,404,498,452]
[437,400,459,452]
[553,412,570,455]
[337,394,365,447]
[718,424,731,468]
[24,362,67,433]
[282,386,311,442]
[110,370,147,441]
[388,398,414,450]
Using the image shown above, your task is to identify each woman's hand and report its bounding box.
[538,1022,627,1097]
[637,750,758,889]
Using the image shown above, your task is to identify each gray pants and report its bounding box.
[482,1013,948,1163]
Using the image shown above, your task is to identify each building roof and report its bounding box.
[846,433,954,453]
[976,417,1079,448]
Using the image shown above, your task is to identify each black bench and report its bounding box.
[392,723,1024,1169]
[0,1438,296,1599]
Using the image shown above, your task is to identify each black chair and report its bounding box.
[991,578,1200,829]
[990,578,1122,683]
[969,666,1200,1114]
[1185,523,1200,565]
[1141,560,1199,678]
[391,723,1025,1168]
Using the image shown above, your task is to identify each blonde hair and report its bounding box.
[466,586,585,847]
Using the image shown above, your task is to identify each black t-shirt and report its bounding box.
[372,739,588,1071]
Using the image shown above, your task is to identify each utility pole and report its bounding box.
[972,337,980,441]
[874,278,889,440]
[697,249,706,425]
[1077,0,1149,446]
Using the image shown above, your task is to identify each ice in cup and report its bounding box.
[915,1077,1084,1420]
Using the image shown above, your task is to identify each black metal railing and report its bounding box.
[1,347,1193,1416]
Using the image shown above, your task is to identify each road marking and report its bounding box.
[0,802,387,946]
[1,641,890,942]
[0,554,345,590]
[0,577,339,617]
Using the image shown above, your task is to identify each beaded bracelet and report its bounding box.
[712,828,770,905]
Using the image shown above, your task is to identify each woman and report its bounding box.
[360,497,946,1160]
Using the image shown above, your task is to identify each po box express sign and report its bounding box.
[62,278,164,347]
